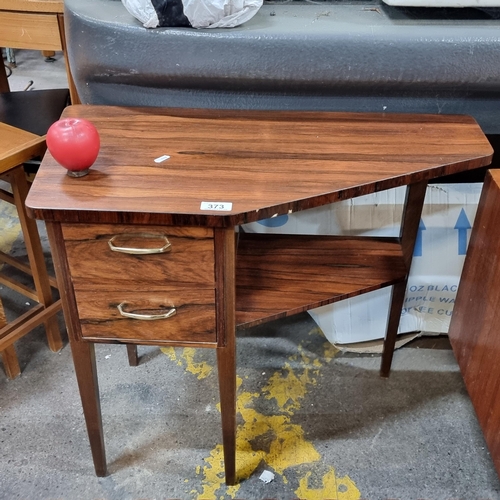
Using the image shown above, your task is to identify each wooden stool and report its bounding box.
[0,122,63,378]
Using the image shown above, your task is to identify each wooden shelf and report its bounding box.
[235,233,407,328]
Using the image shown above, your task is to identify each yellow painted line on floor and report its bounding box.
[160,346,213,380]
[162,328,361,499]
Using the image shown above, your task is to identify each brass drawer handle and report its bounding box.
[108,233,172,255]
[117,302,177,321]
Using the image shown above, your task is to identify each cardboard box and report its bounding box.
[242,183,483,345]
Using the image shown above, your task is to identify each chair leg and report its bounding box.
[1,345,21,379]
[0,54,9,93]
[0,298,21,379]
[9,166,63,352]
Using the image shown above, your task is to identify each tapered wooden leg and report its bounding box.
[126,344,139,367]
[45,222,107,476]
[215,228,237,485]
[380,281,407,378]
[1,293,21,379]
[70,340,107,476]
[9,167,63,353]
[217,343,236,485]
[1,345,21,379]
[0,54,9,93]
[0,297,20,379]
[381,181,428,378]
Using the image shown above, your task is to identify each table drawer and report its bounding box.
[62,224,214,288]
[75,288,216,345]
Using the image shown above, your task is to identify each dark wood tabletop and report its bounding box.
[26,105,493,227]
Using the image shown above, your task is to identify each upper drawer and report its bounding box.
[62,224,214,288]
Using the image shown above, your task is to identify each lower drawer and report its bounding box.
[74,288,216,345]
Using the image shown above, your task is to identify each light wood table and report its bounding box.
[0,122,62,378]
[0,0,79,103]
[26,105,493,485]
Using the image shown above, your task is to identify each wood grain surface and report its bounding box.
[214,228,237,484]
[0,11,61,50]
[0,0,64,13]
[0,123,46,174]
[26,106,493,227]
[75,288,216,345]
[235,233,406,328]
[62,224,214,288]
[448,169,500,477]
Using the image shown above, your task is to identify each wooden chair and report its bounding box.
[0,122,64,378]
[0,0,74,379]
[0,82,69,378]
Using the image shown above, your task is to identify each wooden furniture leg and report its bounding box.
[8,166,62,352]
[380,180,428,377]
[46,221,107,476]
[126,344,139,367]
[0,298,21,378]
[0,51,9,93]
[71,340,107,476]
[1,344,20,378]
[215,228,237,485]
[57,14,80,104]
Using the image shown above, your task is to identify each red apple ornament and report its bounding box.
[46,118,100,177]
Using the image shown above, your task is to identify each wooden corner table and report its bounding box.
[25,105,493,485]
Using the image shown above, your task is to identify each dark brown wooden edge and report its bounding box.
[380,180,428,377]
[0,51,9,93]
[79,336,217,348]
[27,156,493,228]
[126,344,139,366]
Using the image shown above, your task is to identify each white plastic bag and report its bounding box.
[121,0,263,29]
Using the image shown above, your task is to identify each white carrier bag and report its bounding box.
[122,0,263,28]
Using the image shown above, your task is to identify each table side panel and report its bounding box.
[448,170,500,474]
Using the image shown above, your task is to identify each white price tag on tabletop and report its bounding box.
[154,154,170,163]
[200,202,233,211]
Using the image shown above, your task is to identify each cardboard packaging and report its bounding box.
[243,183,482,345]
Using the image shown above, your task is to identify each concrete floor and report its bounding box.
[2,50,500,500]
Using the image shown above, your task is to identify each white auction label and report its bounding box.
[154,154,170,163]
[200,202,232,211]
